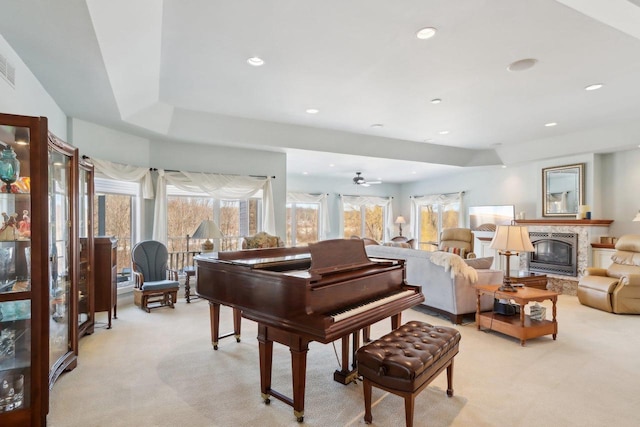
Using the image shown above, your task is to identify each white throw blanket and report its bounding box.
[429,251,479,283]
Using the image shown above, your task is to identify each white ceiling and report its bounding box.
[2,0,640,183]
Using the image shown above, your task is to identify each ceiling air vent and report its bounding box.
[0,52,16,87]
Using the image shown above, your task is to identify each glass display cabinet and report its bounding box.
[77,157,94,338]
[47,133,78,389]
[0,113,49,426]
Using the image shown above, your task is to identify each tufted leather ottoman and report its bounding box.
[356,321,461,427]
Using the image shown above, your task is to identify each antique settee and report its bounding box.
[578,234,640,314]
[365,245,503,323]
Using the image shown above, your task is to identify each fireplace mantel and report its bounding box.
[514,219,613,227]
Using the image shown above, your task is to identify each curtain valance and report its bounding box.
[92,158,154,199]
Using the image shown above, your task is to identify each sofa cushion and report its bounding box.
[614,234,640,252]
[464,256,493,269]
[610,250,640,267]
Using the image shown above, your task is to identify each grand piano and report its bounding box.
[196,238,424,422]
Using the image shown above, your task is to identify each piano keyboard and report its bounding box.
[331,290,416,322]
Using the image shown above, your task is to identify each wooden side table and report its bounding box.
[184,266,198,303]
[511,271,548,290]
[476,284,558,346]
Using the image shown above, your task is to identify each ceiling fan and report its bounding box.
[352,172,381,187]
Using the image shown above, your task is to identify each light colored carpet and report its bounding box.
[47,293,639,427]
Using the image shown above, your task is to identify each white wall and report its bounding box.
[0,34,67,137]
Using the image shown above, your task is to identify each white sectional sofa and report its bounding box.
[365,244,503,324]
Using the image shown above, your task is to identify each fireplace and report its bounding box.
[528,232,578,276]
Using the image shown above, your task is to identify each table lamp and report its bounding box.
[489,225,534,292]
[395,216,406,236]
[192,220,223,252]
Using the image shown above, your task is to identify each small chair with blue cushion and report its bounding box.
[131,240,179,312]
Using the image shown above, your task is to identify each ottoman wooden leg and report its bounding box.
[446,359,454,397]
[404,393,415,427]
[363,378,373,424]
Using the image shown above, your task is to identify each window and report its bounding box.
[414,194,461,251]
[286,202,320,246]
[166,185,262,254]
[94,178,139,288]
[342,199,388,241]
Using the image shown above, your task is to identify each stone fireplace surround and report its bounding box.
[513,219,613,295]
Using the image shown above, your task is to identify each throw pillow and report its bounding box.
[440,246,468,259]
[464,256,494,269]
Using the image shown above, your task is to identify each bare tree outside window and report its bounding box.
[93,193,132,276]
[286,203,319,246]
[343,204,362,238]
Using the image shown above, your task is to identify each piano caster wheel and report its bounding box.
[262,393,270,405]
[213,344,218,350]
[236,337,241,343]
[296,416,304,423]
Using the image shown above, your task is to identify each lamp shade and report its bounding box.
[395,216,406,225]
[192,220,223,240]
[633,210,640,222]
[490,225,534,252]
[192,220,223,252]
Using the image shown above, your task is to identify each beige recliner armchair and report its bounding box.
[439,228,476,259]
[578,234,640,314]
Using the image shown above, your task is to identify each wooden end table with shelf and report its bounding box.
[476,284,558,346]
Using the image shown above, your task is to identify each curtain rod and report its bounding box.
[339,194,393,199]
[148,167,274,179]
[410,191,465,198]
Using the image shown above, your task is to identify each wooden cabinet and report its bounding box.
[94,237,117,329]
[591,244,615,269]
[511,271,548,290]
[0,113,49,426]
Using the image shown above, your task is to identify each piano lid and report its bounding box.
[308,239,376,275]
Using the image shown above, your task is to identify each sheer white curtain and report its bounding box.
[91,158,154,199]
[338,195,393,241]
[152,170,274,243]
[410,191,463,238]
[287,192,330,240]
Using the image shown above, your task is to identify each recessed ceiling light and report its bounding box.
[507,58,538,72]
[438,130,450,135]
[501,165,507,169]
[416,27,437,40]
[302,171,308,175]
[545,122,557,127]
[430,98,442,104]
[306,108,319,114]
[247,56,265,67]
[411,171,417,174]
[370,123,384,128]
[329,164,335,167]
[585,83,604,91]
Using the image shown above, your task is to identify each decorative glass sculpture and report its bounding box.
[0,145,19,193]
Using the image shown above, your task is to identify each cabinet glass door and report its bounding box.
[78,161,93,337]
[47,144,76,384]
[0,122,33,415]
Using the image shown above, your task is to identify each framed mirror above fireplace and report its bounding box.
[542,163,584,217]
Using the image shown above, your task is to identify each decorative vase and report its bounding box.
[0,145,19,193]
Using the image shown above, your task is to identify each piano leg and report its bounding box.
[209,302,242,350]
[257,324,309,423]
